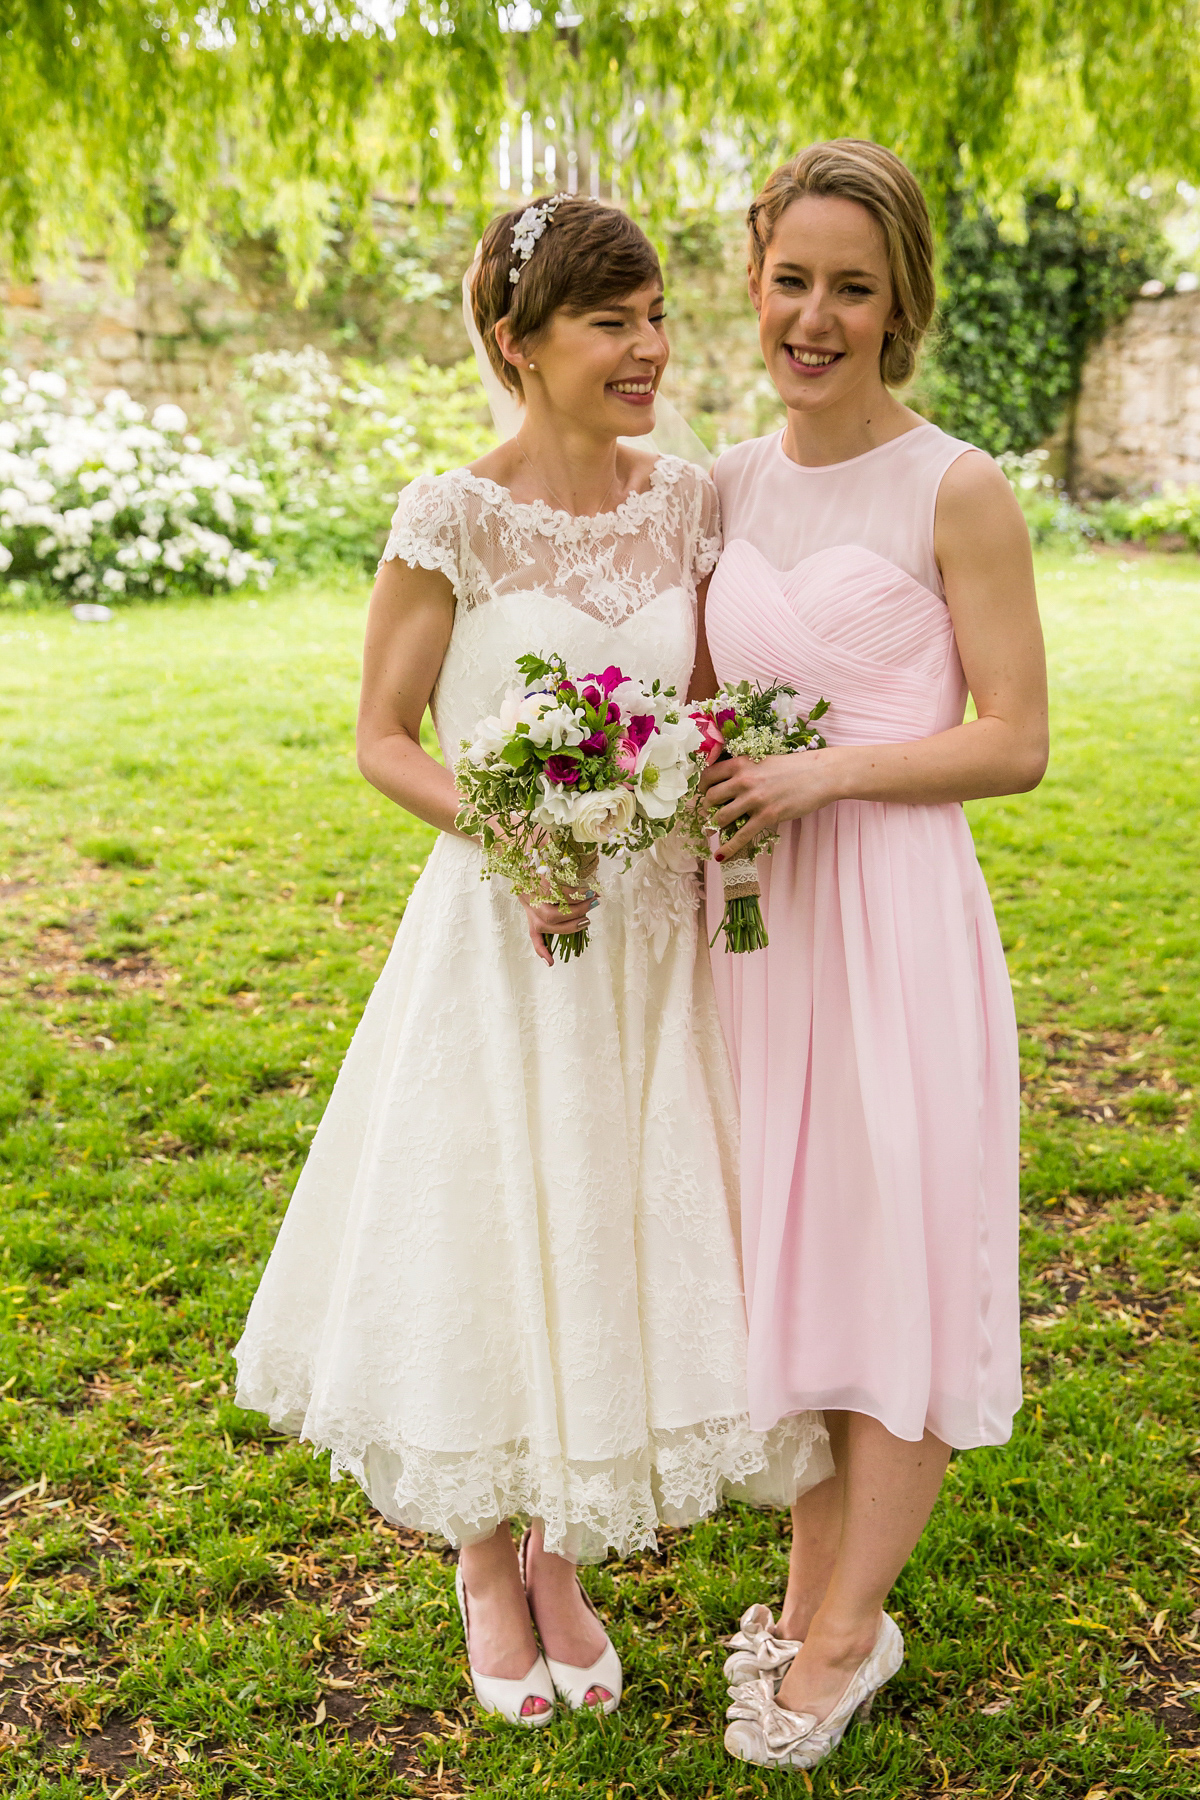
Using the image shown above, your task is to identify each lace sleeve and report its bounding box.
[377,474,464,594]
[691,471,723,585]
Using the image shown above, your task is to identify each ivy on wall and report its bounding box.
[919,188,1163,456]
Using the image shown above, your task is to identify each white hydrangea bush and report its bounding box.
[233,347,492,569]
[0,369,274,599]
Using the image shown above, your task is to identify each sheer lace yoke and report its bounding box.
[379,454,721,630]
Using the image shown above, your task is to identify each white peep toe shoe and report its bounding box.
[454,1564,556,1727]
[723,1602,803,1691]
[519,1530,623,1715]
[724,1611,904,1773]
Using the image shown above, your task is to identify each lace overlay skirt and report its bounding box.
[234,833,831,1560]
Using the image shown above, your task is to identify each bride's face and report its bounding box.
[750,195,902,415]
[516,282,669,437]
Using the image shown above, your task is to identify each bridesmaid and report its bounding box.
[696,139,1049,1772]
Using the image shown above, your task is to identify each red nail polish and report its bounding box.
[715,853,724,863]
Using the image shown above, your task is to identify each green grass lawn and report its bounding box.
[0,549,1197,1800]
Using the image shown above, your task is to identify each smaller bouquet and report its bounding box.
[690,681,829,953]
[455,652,702,961]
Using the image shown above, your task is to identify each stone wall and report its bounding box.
[1072,292,1200,495]
[8,226,1200,493]
[0,233,472,428]
[0,220,779,454]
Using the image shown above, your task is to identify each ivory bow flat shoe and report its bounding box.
[723,1602,803,1691]
[454,1564,556,1726]
[724,1611,904,1772]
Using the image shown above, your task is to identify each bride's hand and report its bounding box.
[700,750,840,863]
[517,878,598,969]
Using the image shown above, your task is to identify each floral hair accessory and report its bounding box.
[509,194,568,285]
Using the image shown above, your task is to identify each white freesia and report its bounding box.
[770,691,808,728]
[466,712,510,765]
[609,676,660,720]
[658,714,702,757]
[524,701,585,750]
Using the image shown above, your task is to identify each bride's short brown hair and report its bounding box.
[471,195,662,396]
[747,140,936,388]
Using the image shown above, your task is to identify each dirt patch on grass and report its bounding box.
[0,1640,463,1795]
[1122,1623,1200,1751]
[1022,1026,1192,1129]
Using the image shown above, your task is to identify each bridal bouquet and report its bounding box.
[455,652,702,961]
[690,681,829,954]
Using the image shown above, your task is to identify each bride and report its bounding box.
[234,193,830,1726]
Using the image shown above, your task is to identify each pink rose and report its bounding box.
[615,735,639,774]
[692,712,728,766]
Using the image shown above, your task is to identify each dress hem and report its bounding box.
[236,1373,833,1562]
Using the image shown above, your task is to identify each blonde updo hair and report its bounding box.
[747,140,936,388]
[471,195,662,397]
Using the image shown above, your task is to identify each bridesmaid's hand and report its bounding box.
[701,751,840,863]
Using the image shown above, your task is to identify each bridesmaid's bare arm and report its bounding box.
[701,453,1049,859]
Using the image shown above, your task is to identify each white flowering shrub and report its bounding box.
[0,369,274,600]
[232,347,493,570]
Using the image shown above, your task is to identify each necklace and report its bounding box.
[515,434,620,518]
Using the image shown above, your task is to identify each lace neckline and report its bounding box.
[453,456,688,536]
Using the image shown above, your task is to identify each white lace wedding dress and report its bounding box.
[234,456,831,1560]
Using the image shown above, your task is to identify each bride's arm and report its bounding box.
[356,555,595,967]
[356,556,463,833]
[702,454,1049,860]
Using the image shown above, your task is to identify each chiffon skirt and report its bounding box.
[708,799,1022,1450]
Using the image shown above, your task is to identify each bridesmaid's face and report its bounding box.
[750,196,903,414]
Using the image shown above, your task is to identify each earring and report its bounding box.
[528,361,537,370]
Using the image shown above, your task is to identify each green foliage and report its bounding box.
[1004,453,1200,551]
[1090,485,1200,551]
[3,4,1200,293]
[922,188,1162,455]
[0,562,1197,1794]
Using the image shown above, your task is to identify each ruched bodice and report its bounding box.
[706,539,968,746]
[704,424,1022,1452]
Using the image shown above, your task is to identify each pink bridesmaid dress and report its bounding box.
[705,422,1021,1451]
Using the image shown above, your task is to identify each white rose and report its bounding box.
[566,785,637,844]
[498,688,547,733]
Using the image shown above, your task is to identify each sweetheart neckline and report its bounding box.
[718,537,946,609]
